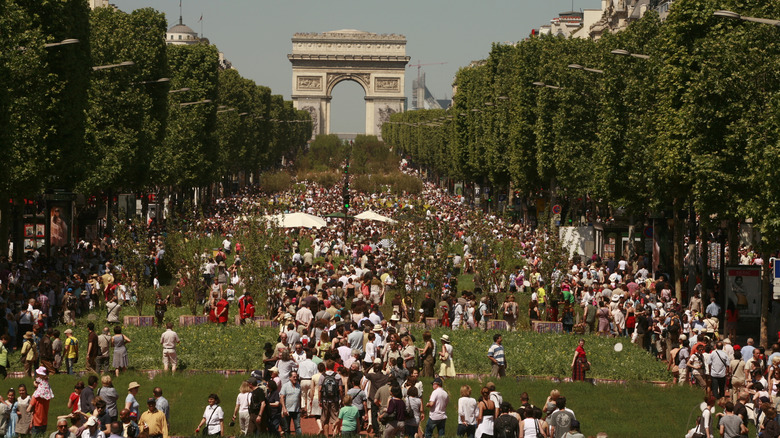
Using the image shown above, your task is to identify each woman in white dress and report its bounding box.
[308,362,325,435]
[439,335,456,378]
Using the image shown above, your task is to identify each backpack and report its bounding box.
[321,372,340,402]
[494,414,518,438]
[68,338,79,362]
[66,296,77,311]
[474,304,483,323]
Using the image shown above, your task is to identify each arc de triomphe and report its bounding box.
[288,30,410,138]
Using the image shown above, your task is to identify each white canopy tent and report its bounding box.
[354,210,397,224]
[262,212,327,228]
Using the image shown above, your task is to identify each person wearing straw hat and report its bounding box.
[125,382,141,417]
[438,335,455,378]
[20,332,37,377]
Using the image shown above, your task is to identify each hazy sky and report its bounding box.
[111,0,602,133]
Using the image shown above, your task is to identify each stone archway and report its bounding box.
[288,30,410,139]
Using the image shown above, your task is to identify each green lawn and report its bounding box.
[10,372,706,437]
[28,322,669,382]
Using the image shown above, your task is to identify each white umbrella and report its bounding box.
[354,210,397,224]
[262,212,327,229]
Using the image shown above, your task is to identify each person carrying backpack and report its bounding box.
[493,402,519,438]
[318,360,343,438]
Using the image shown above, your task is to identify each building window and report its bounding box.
[178,35,182,40]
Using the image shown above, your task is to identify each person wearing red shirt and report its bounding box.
[216,296,229,326]
[238,292,255,324]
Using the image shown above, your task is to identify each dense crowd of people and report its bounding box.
[1,158,778,437]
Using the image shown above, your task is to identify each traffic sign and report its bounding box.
[552,204,562,215]
[644,226,653,238]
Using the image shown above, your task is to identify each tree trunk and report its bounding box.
[760,252,771,346]
[728,221,739,265]
[673,201,684,302]
[105,188,114,236]
[627,215,635,262]
[0,198,9,260]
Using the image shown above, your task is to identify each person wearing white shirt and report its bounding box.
[457,385,477,438]
[292,343,307,364]
[296,304,313,330]
[195,394,224,436]
[297,351,317,414]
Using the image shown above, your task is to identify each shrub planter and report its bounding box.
[123,316,155,327]
[179,315,209,326]
[531,321,562,333]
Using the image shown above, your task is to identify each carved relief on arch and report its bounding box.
[374,77,400,92]
[326,72,370,94]
[297,76,322,91]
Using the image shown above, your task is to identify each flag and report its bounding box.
[198,14,203,22]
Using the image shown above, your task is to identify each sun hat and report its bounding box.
[373,325,383,332]
[64,329,73,335]
[86,417,98,427]
[441,335,450,343]
[269,367,279,373]
[373,358,382,364]
[23,332,33,339]
[390,314,401,322]
[128,382,141,391]
[35,366,47,376]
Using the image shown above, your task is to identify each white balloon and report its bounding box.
[614,342,623,352]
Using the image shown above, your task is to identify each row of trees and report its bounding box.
[382,0,780,343]
[0,2,311,243]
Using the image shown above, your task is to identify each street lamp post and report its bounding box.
[179,99,212,107]
[169,87,191,94]
[44,38,80,48]
[568,64,604,74]
[132,77,170,86]
[532,81,562,90]
[92,61,135,71]
[610,49,650,60]
[714,10,780,26]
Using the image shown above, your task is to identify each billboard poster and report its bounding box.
[48,203,72,248]
[726,266,762,318]
[36,224,45,238]
[24,224,34,237]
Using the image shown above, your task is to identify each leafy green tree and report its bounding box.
[154,43,219,189]
[216,69,274,185]
[0,0,90,255]
[82,7,169,195]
